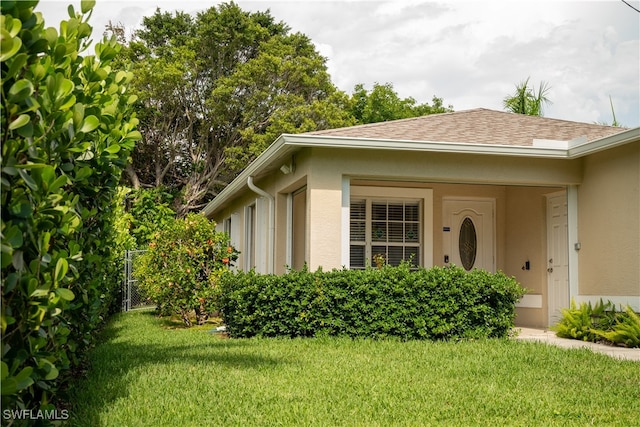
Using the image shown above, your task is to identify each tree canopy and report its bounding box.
[349,82,453,124]
[114,2,455,216]
[120,3,355,215]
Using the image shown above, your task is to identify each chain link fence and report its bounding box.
[122,250,154,311]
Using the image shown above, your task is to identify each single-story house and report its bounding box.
[202,108,640,328]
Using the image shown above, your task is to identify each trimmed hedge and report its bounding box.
[217,265,525,340]
[2,1,139,411]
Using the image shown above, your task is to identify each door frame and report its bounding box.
[442,197,496,272]
[546,190,569,327]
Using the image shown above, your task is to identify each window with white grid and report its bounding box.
[350,199,421,269]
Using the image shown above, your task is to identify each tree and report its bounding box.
[595,95,623,127]
[121,3,355,216]
[349,82,453,124]
[503,77,552,116]
[1,0,139,410]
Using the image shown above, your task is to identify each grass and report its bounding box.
[67,310,640,426]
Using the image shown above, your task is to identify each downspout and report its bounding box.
[247,176,274,273]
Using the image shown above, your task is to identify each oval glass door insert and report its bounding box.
[459,217,477,271]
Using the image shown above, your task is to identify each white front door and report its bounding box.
[547,192,569,326]
[443,199,495,272]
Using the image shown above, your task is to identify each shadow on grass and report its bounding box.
[67,310,282,425]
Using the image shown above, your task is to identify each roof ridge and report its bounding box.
[307,108,626,136]
[490,109,627,130]
[307,108,486,135]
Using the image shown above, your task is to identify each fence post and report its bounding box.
[122,250,130,312]
[122,250,149,312]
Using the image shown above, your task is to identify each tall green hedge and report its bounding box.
[1,0,140,411]
[218,265,526,340]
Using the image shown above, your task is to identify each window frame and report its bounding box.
[244,203,256,271]
[348,186,433,269]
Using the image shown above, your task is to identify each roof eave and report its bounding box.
[202,127,639,217]
[282,134,570,158]
[568,126,640,158]
[201,134,289,217]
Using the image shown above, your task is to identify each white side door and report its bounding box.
[443,198,495,272]
[547,192,569,326]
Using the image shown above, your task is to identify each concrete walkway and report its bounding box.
[513,328,640,361]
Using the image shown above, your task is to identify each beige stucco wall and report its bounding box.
[578,141,640,298]
[309,147,582,186]
[209,146,579,275]
[207,142,639,324]
[298,147,581,273]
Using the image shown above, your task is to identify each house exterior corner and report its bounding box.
[203,111,640,329]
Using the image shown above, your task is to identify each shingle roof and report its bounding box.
[307,108,626,146]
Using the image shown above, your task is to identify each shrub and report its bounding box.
[552,300,615,342]
[592,306,640,348]
[134,214,238,326]
[217,264,525,340]
[1,0,140,411]
[553,299,640,348]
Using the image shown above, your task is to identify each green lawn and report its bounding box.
[67,310,639,426]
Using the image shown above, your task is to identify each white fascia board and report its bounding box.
[202,127,639,217]
[532,139,570,149]
[282,134,570,158]
[567,127,640,158]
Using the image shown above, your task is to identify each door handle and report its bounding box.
[547,267,553,273]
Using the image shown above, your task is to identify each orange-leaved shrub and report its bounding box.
[134,214,238,326]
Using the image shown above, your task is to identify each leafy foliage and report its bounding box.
[1,0,140,410]
[594,95,624,127]
[553,299,640,347]
[126,187,176,247]
[592,306,640,348]
[134,214,238,326]
[503,77,552,117]
[349,82,453,124]
[552,300,615,342]
[120,3,355,215]
[217,264,525,340]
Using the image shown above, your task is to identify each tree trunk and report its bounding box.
[125,163,141,189]
[180,310,192,327]
[194,303,208,325]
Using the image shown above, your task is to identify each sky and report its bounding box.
[36,0,640,127]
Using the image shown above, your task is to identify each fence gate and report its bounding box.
[122,250,151,311]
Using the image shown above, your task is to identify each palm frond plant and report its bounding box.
[503,77,552,117]
[592,305,640,348]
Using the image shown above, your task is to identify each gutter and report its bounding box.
[247,176,275,274]
[568,126,640,158]
[202,127,639,218]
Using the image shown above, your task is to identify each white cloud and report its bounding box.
[35,0,640,126]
